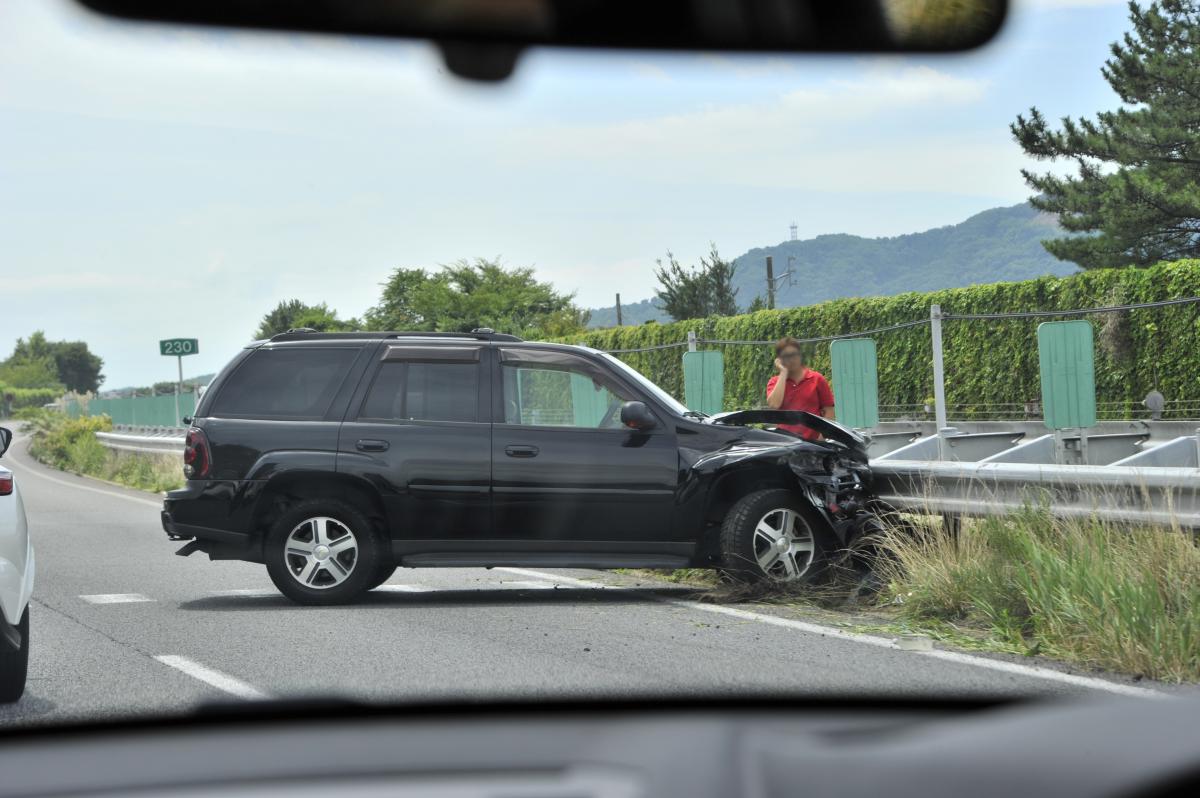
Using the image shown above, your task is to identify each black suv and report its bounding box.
[162,330,880,604]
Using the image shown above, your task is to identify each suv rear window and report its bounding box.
[359,362,478,423]
[210,347,357,419]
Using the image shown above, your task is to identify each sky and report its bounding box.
[1,0,1136,388]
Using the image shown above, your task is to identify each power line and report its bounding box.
[598,295,1200,353]
[942,295,1200,320]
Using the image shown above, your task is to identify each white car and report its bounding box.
[0,426,32,703]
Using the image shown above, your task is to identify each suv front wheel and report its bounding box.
[265,500,385,605]
[719,489,833,585]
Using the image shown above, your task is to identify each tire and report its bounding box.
[0,607,29,704]
[719,489,834,585]
[265,499,384,606]
[367,563,397,591]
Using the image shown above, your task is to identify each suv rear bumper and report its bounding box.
[162,481,262,562]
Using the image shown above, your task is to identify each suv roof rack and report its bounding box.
[267,330,524,343]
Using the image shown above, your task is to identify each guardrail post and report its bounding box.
[930,304,948,432]
[687,330,697,353]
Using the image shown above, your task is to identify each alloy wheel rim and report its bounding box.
[752,507,815,581]
[284,516,359,589]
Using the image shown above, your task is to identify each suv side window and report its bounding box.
[210,346,357,419]
[499,351,633,429]
[360,361,479,423]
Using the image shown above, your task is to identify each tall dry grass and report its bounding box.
[875,508,1200,681]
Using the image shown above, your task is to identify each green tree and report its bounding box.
[653,244,739,321]
[51,341,105,393]
[365,259,589,338]
[1012,0,1200,268]
[0,357,62,390]
[3,331,103,392]
[746,296,768,313]
[254,300,361,339]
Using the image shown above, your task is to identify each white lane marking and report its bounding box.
[80,593,156,604]
[495,567,1167,699]
[154,655,270,700]
[4,450,162,509]
[374,584,434,593]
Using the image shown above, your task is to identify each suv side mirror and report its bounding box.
[0,427,11,459]
[619,401,657,431]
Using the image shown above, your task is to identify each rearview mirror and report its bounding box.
[0,427,11,459]
[75,1,1008,81]
[619,401,657,431]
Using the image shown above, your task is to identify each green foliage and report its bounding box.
[364,259,590,338]
[24,411,183,492]
[653,244,740,321]
[586,203,1075,327]
[28,412,112,469]
[0,357,62,390]
[1013,1,1200,268]
[877,508,1200,681]
[0,386,62,415]
[3,331,103,392]
[254,299,361,340]
[554,259,1200,413]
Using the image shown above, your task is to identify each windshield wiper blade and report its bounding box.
[682,410,709,420]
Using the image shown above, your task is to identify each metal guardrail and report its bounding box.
[95,426,186,455]
[92,421,1200,528]
[868,423,1200,529]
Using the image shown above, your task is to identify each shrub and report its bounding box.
[555,259,1200,414]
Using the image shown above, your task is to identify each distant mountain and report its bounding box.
[586,202,1076,327]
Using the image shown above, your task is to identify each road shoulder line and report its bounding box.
[496,567,1167,699]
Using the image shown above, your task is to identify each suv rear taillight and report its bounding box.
[0,474,12,495]
[183,427,212,479]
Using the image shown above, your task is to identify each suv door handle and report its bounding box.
[356,439,390,452]
[504,445,539,458]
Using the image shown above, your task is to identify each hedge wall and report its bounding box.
[557,260,1200,413]
[0,385,62,414]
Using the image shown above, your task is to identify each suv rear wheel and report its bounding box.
[719,489,832,585]
[265,500,384,605]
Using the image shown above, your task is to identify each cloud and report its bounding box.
[509,65,1001,194]
[628,61,672,82]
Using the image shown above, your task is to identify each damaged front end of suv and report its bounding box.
[682,409,880,583]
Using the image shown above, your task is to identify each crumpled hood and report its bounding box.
[706,409,868,457]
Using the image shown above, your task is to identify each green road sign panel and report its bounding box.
[683,350,724,415]
[160,338,199,356]
[830,338,879,429]
[1038,320,1096,430]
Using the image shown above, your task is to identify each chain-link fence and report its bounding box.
[599,294,1200,423]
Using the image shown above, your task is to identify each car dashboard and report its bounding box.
[0,696,1196,798]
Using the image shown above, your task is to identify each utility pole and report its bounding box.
[615,293,623,326]
[930,304,948,432]
[175,354,183,430]
[766,256,775,310]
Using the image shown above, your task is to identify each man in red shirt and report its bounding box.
[765,337,835,441]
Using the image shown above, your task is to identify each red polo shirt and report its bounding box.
[765,369,835,440]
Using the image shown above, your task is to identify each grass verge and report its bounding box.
[19,409,184,493]
[875,509,1200,682]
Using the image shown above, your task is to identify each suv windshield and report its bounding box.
[2,0,1197,734]
[598,352,691,417]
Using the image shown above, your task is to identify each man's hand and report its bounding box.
[774,357,788,376]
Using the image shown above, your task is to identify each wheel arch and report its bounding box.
[694,463,796,560]
[252,472,388,543]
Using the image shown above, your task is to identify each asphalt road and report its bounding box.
[0,432,1188,727]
